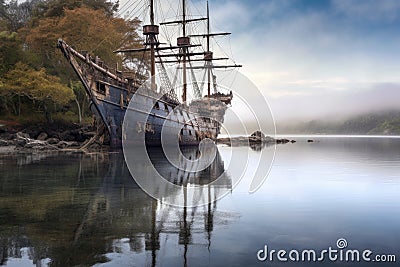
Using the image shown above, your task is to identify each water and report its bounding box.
[0,137,399,266]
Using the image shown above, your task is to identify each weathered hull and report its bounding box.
[57,40,225,148]
[95,83,220,147]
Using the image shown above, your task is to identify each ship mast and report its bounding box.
[206,0,211,97]
[141,0,159,91]
[181,0,188,103]
[150,0,156,91]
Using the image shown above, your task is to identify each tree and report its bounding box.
[24,7,142,82]
[1,62,74,121]
[0,31,23,75]
[70,81,90,124]
[33,0,119,19]
[0,0,43,31]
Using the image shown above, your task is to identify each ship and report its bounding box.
[57,0,241,147]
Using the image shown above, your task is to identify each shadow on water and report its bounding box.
[0,147,235,267]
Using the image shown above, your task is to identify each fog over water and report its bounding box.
[268,84,400,124]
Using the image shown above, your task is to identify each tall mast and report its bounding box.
[206,0,211,97]
[140,0,159,91]
[181,0,188,102]
[149,0,156,91]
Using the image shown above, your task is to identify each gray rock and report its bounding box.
[16,132,30,139]
[0,139,8,146]
[56,141,68,148]
[46,138,60,145]
[16,139,27,147]
[57,141,80,148]
[37,132,48,141]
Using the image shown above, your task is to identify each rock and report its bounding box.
[36,132,48,141]
[56,141,68,148]
[0,139,8,146]
[276,139,290,144]
[251,131,266,139]
[57,141,80,148]
[16,139,27,147]
[24,142,39,149]
[16,132,30,139]
[68,141,80,147]
[60,131,75,141]
[46,138,60,145]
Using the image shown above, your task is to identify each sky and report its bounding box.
[118,0,400,123]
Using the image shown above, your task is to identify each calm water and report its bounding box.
[0,137,399,266]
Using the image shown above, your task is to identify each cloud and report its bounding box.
[331,0,400,22]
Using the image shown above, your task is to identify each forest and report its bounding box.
[0,0,141,127]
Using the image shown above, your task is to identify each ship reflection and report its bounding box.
[0,147,235,267]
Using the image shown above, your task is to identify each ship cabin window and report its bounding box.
[189,130,192,136]
[154,101,160,110]
[180,128,184,135]
[96,81,106,95]
[163,103,168,111]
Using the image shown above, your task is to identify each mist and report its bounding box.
[268,83,400,125]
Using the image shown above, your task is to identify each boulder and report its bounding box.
[36,132,48,141]
[0,139,8,146]
[251,131,266,139]
[46,138,60,145]
[16,132,30,139]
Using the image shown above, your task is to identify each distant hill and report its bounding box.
[278,111,400,135]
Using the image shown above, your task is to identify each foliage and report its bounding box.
[0,0,143,125]
[1,62,74,121]
[24,7,141,81]
[0,31,23,75]
[34,0,119,19]
[3,0,43,31]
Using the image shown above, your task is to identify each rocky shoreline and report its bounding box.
[0,124,108,154]
[0,127,300,155]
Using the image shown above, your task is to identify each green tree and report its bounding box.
[36,0,118,19]
[0,31,23,75]
[1,62,74,121]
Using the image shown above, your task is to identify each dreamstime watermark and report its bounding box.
[257,238,397,263]
[122,67,276,207]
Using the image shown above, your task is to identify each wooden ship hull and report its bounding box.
[58,40,228,147]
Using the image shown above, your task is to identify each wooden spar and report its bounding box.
[57,39,127,84]
[189,32,231,38]
[156,57,228,64]
[114,44,201,53]
[156,52,206,58]
[182,65,242,70]
[160,17,207,25]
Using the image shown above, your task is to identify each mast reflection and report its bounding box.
[0,146,234,266]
